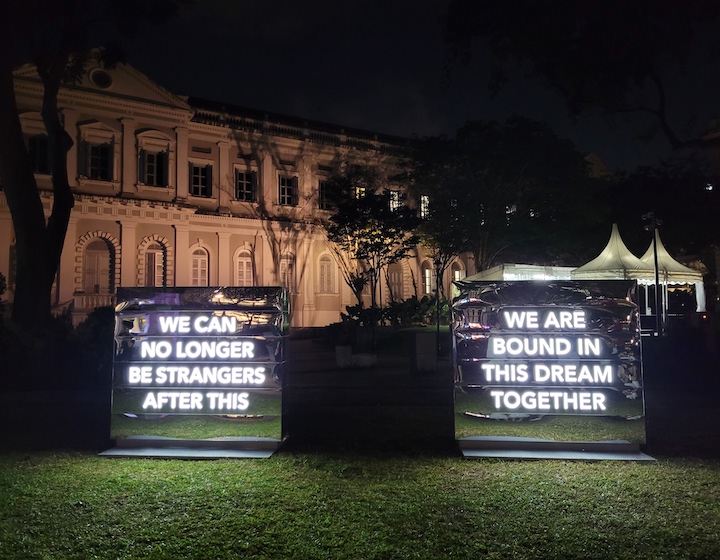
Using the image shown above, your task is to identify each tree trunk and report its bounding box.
[0,27,51,329]
[41,70,74,301]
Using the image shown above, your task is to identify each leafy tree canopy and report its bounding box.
[323,164,419,309]
[406,116,611,270]
[607,156,719,258]
[444,0,720,150]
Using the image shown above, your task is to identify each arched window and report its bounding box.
[451,261,465,283]
[280,255,295,292]
[191,248,209,287]
[387,263,403,301]
[318,254,334,294]
[236,250,254,287]
[83,239,111,293]
[421,260,435,295]
[145,243,165,287]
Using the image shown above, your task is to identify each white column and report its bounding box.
[217,141,231,210]
[175,127,189,200]
[300,154,313,210]
[695,281,707,313]
[173,224,190,286]
[120,221,137,287]
[218,231,231,285]
[120,118,136,194]
[260,148,275,206]
[299,235,314,326]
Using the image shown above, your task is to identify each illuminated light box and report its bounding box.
[451,280,651,460]
[102,287,289,459]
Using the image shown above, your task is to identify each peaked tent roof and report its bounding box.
[571,224,651,280]
[640,230,703,284]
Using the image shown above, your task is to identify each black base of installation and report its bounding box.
[99,436,283,459]
[458,436,655,461]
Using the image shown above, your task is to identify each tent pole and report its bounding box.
[643,212,663,336]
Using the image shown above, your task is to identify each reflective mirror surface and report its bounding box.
[111,287,288,441]
[452,281,645,444]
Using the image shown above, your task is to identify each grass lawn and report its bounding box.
[0,451,719,559]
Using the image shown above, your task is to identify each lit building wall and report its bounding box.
[2,62,473,326]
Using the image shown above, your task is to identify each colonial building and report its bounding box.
[2,62,473,326]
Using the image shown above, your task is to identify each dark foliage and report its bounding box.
[0,307,114,391]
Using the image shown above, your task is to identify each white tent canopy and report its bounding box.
[571,224,651,281]
[638,229,706,313]
[571,224,705,313]
[639,230,703,284]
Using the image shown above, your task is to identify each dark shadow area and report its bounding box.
[643,325,720,458]
[0,323,718,458]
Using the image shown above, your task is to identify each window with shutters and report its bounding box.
[80,142,113,181]
[136,130,173,189]
[278,176,298,206]
[190,163,213,197]
[145,243,165,287]
[318,180,331,210]
[235,169,257,202]
[83,239,112,293]
[138,150,168,187]
[191,248,209,286]
[235,250,254,286]
[279,255,295,292]
[421,260,435,295]
[318,254,334,294]
[77,123,120,183]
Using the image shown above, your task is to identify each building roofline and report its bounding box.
[187,96,410,147]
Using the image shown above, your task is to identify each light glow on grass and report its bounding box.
[0,453,719,559]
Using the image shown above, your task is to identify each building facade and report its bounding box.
[2,62,473,326]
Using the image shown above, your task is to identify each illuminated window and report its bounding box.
[191,248,209,286]
[138,150,168,187]
[420,194,430,219]
[280,255,295,291]
[145,243,165,287]
[190,163,213,197]
[279,176,298,206]
[389,190,401,212]
[83,239,112,293]
[354,186,366,199]
[235,250,254,286]
[235,170,257,202]
[318,255,334,294]
[452,261,465,282]
[28,134,51,175]
[421,260,435,294]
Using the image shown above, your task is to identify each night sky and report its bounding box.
[124,0,720,172]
